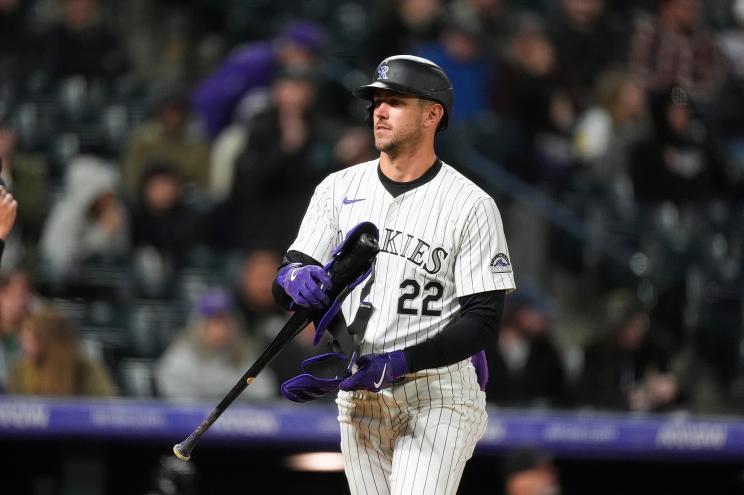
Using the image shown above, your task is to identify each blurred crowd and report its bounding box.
[0,0,743,417]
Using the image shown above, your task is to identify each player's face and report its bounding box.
[372,90,426,155]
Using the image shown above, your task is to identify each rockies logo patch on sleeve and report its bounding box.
[489,253,512,273]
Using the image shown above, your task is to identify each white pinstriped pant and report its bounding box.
[336,362,488,495]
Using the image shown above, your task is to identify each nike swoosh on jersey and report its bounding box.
[373,363,387,389]
[290,268,298,281]
[342,196,365,205]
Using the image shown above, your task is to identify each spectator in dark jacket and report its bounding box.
[496,13,578,187]
[365,0,444,70]
[485,289,566,407]
[42,0,129,81]
[129,162,204,296]
[578,289,681,411]
[548,0,629,108]
[630,86,731,204]
[222,64,332,250]
[0,0,35,85]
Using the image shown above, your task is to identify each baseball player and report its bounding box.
[273,55,516,495]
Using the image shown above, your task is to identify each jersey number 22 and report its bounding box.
[397,279,443,316]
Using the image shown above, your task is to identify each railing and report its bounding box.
[2,397,744,461]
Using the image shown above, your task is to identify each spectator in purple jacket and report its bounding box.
[191,19,328,138]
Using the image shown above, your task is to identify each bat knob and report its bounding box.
[173,442,192,461]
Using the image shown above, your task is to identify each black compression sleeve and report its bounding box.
[403,290,505,373]
[271,250,323,309]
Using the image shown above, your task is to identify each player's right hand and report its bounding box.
[277,263,333,309]
[281,352,350,402]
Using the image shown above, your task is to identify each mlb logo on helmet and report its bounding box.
[490,253,512,273]
[376,64,390,80]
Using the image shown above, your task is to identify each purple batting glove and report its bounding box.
[276,263,333,310]
[281,372,346,402]
[281,352,350,402]
[339,350,408,392]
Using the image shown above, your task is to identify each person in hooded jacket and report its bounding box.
[39,155,130,284]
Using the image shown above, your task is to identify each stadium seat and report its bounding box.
[118,358,158,397]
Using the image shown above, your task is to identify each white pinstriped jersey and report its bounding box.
[289,159,516,358]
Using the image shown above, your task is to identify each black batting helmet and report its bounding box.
[353,55,454,131]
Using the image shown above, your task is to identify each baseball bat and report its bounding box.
[173,232,379,461]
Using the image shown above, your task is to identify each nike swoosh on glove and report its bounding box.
[276,263,333,310]
[339,350,408,392]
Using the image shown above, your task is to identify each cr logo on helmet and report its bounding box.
[377,65,390,80]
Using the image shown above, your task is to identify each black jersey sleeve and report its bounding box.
[402,290,505,373]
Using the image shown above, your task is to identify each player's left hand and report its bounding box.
[339,350,408,392]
